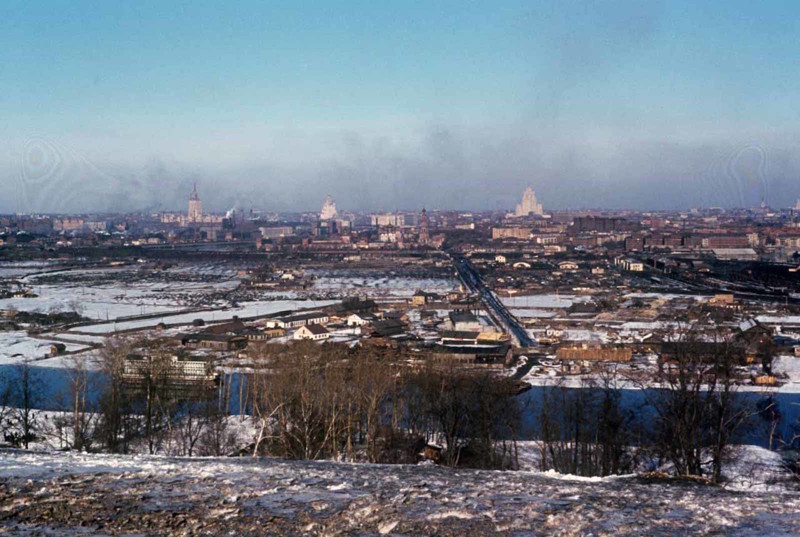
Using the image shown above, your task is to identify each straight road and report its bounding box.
[452,255,535,347]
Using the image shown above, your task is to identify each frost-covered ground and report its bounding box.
[515,442,798,493]
[508,308,557,319]
[309,271,458,299]
[0,331,90,365]
[623,292,708,302]
[0,263,242,321]
[1,450,799,536]
[0,286,192,322]
[501,294,590,309]
[0,261,67,279]
[70,299,338,334]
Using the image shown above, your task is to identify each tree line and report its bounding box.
[0,331,794,485]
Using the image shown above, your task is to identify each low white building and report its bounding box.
[614,257,644,272]
[294,324,330,341]
[346,312,377,327]
[267,311,329,329]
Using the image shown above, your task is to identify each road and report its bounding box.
[452,255,535,347]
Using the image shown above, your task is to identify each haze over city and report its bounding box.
[4,0,800,213]
[6,2,800,535]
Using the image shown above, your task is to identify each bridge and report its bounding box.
[451,255,535,348]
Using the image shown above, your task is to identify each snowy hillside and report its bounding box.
[1,450,799,535]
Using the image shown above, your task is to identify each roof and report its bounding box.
[449,311,478,323]
[183,333,246,342]
[440,330,481,340]
[301,324,329,335]
[433,343,511,356]
[280,311,328,323]
[348,312,378,321]
[205,320,245,335]
[712,248,757,257]
[738,319,758,332]
[373,319,405,330]
[333,299,378,313]
[371,319,406,336]
[413,290,438,298]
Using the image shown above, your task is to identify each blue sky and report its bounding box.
[2,1,800,212]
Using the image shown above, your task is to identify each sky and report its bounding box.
[2,0,800,213]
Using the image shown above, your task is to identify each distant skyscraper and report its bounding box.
[320,195,337,220]
[188,183,203,222]
[795,199,800,211]
[515,186,544,217]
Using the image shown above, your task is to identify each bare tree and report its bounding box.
[0,372,14,443]
[196,403,239,457]
[649,328,751,483]
[66,355,93,451]
[8,360,42,449]
[411,363,520,469]
[97,338,137,453]
[173,384,218,456]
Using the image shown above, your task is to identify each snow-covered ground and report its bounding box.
[1,263,243,320]
[623,292,708,302]
[515,441,797,493]
[0,260,67,278]
[501,294,590,309]
[774,355,800,393]
[0,449,798,535]
[0,331,90,365]
[758,315,800,326]
[0,284,187,320]
[70,299,338,334]
[309,272,458,299]
[508,308,557,319]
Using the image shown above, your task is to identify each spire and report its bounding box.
[190,182,200,201]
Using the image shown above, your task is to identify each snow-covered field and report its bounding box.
[501,294,590,309]
[309,271,458,299]
[0,263,243,321]
[0,260,67,278]
[0,287,181,320]
[70,299,338,334]
[0,450,798,535]
[0,331,90,365]
[0,270,240,320]
[508,308,557,319]
[623,292,708,302]
[758,315,800,326]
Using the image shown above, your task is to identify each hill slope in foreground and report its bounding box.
[1,450,799,536]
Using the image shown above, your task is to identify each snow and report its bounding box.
[758,315,800,326]
[619,321,679,330]
[514,441,796,493]
[501,294,590,309]
[70,300,338,334]
[308,271,458,298]
[774,355,800,393]
[0,450,798,535]
[0,260,66,278]
[0,263,245,321]
[723,445,796,492]
[508,308,557,318]
[0,283,188,320]
[0,331,90,365]
[623,292,708,302]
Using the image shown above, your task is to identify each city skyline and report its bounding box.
[4,1,800,213]
[8,179,800,217]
